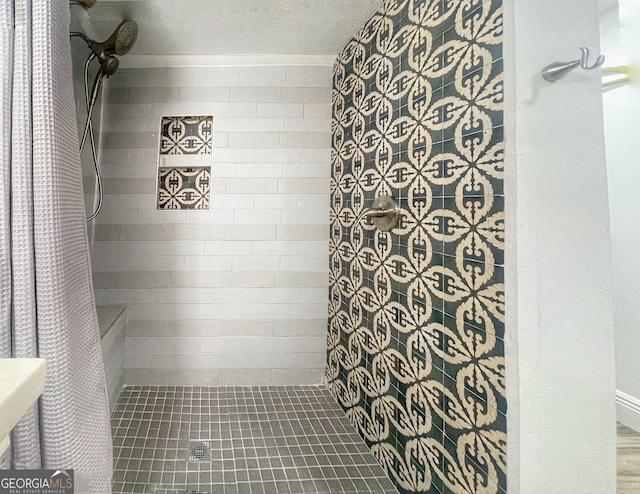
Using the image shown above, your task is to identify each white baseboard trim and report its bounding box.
[616,389,640,433]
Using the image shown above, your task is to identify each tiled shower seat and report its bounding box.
[97,305,127,411]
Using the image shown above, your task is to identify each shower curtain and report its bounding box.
[0,1,112,493]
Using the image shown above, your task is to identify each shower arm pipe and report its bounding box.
[70,31,91,44]
[70,0,97,9]
[71,31,109,65]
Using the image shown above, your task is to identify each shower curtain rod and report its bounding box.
[602,65,631,88]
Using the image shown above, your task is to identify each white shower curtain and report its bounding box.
[0,1,112,492]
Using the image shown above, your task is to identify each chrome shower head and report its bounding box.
[91,20,138,59]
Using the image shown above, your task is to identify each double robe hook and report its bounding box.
[542,47,606,82]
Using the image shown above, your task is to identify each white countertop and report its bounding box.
[0,358,46,454]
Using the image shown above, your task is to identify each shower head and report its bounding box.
[100,55,120,77]
[70,19,137,78]
[90,20,138,59]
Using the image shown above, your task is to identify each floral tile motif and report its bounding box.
[160,115,213,155]
[327,1,505,493]
[157,167,210,210]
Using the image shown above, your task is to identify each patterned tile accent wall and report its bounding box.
[157,167,211,210]
[327,1,505,493]
[161,115,213,155]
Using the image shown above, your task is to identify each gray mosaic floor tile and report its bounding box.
[111,385,397,494]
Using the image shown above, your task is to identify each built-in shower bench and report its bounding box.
[97,305,127,412]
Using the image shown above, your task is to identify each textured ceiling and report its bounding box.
[88,0,383,56]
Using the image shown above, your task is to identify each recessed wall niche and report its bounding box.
[156,115,213,210]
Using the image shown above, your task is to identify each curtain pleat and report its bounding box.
[0,1,112,491]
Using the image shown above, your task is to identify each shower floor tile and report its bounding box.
[111,385,398,494]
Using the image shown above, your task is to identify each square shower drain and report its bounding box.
[188,441,211,461]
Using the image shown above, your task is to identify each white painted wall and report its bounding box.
[93,65,331,386]
[504,0,617,492]
[601,1,640,430]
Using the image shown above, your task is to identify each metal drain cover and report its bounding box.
[188,441,211,461]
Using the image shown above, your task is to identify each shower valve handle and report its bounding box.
[358,207,397,222]
[356,195,401,232]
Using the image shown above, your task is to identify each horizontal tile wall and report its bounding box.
[94,66,331,385]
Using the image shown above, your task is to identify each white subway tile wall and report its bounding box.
[95,66,331,385]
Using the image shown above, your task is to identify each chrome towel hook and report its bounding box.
[578,47,605,70]
[542,47,605,82]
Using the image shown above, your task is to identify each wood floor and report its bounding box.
[618,423,640,493]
